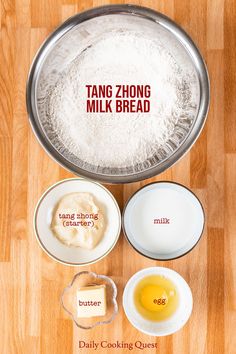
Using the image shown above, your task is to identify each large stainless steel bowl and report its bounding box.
[26,4,209,184]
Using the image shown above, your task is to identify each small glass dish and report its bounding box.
[61,271,118,329]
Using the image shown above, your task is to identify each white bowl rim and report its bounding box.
[123,266,193,336]
[122,181,205,261]
[33,177,121,266]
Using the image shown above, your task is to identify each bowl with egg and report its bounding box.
[123,267,193,336]
[34,178,121,265]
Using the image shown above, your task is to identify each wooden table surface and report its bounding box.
[0,0,235,353]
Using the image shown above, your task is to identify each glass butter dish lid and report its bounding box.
[61,271,118,329]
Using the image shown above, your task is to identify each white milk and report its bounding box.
[124,183,204,256]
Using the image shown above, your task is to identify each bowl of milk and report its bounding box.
[122,181,205,260]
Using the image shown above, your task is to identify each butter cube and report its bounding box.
[77,285,106,318]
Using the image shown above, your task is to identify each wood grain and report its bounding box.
[0,0,235,353]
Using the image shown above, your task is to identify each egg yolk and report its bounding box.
[140,285,168,312]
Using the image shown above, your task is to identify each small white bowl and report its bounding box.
[123,267,192,336]
[122,181,205,260]
[34,178,121,266]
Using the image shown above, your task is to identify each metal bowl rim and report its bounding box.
[26,4,210,184]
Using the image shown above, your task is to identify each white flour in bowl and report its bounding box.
[40,16,200,170]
